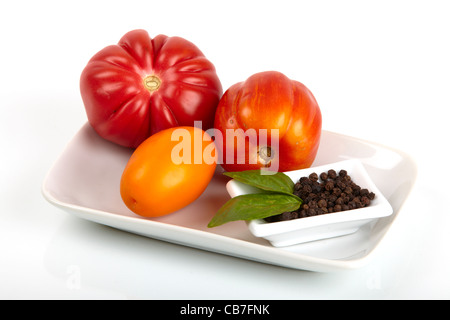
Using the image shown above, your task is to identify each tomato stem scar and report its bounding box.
[143,75,161,92]
[258,146,273,167]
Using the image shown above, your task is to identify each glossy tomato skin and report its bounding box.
[120,126,217,218]
[80,29,222,148]
[214,71,321,172]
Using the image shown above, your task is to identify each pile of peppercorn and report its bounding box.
[265,169,376,223]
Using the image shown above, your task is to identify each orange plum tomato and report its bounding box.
[120,126,217,217]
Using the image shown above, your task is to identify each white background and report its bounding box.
[1,0,449,299]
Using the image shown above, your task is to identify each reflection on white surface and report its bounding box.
[43,215,301,299]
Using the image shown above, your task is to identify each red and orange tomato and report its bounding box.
[214,71,322,173]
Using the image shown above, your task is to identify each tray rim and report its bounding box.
[41,123,418,272]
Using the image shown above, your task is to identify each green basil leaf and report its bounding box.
[208,193,302,228]
[223,170,294,195]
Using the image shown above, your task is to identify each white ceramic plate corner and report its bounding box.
[42,122,417,272]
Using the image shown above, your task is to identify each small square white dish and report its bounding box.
[42,122,417,272]
[226,159,393,247]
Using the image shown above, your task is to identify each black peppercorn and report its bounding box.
[325,180,334,191]
[361,196,370,206]
[339,169,347,177]
[318,199,327,208]
[309,172,319,182]
[328,169,337,179]
[337,181,346,190]
[302,184,312,194]
[332,188,342,197]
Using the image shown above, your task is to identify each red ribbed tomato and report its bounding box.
[80,29,222,148]
[214,71,322,173]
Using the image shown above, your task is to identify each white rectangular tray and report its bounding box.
[42,123,417,272]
